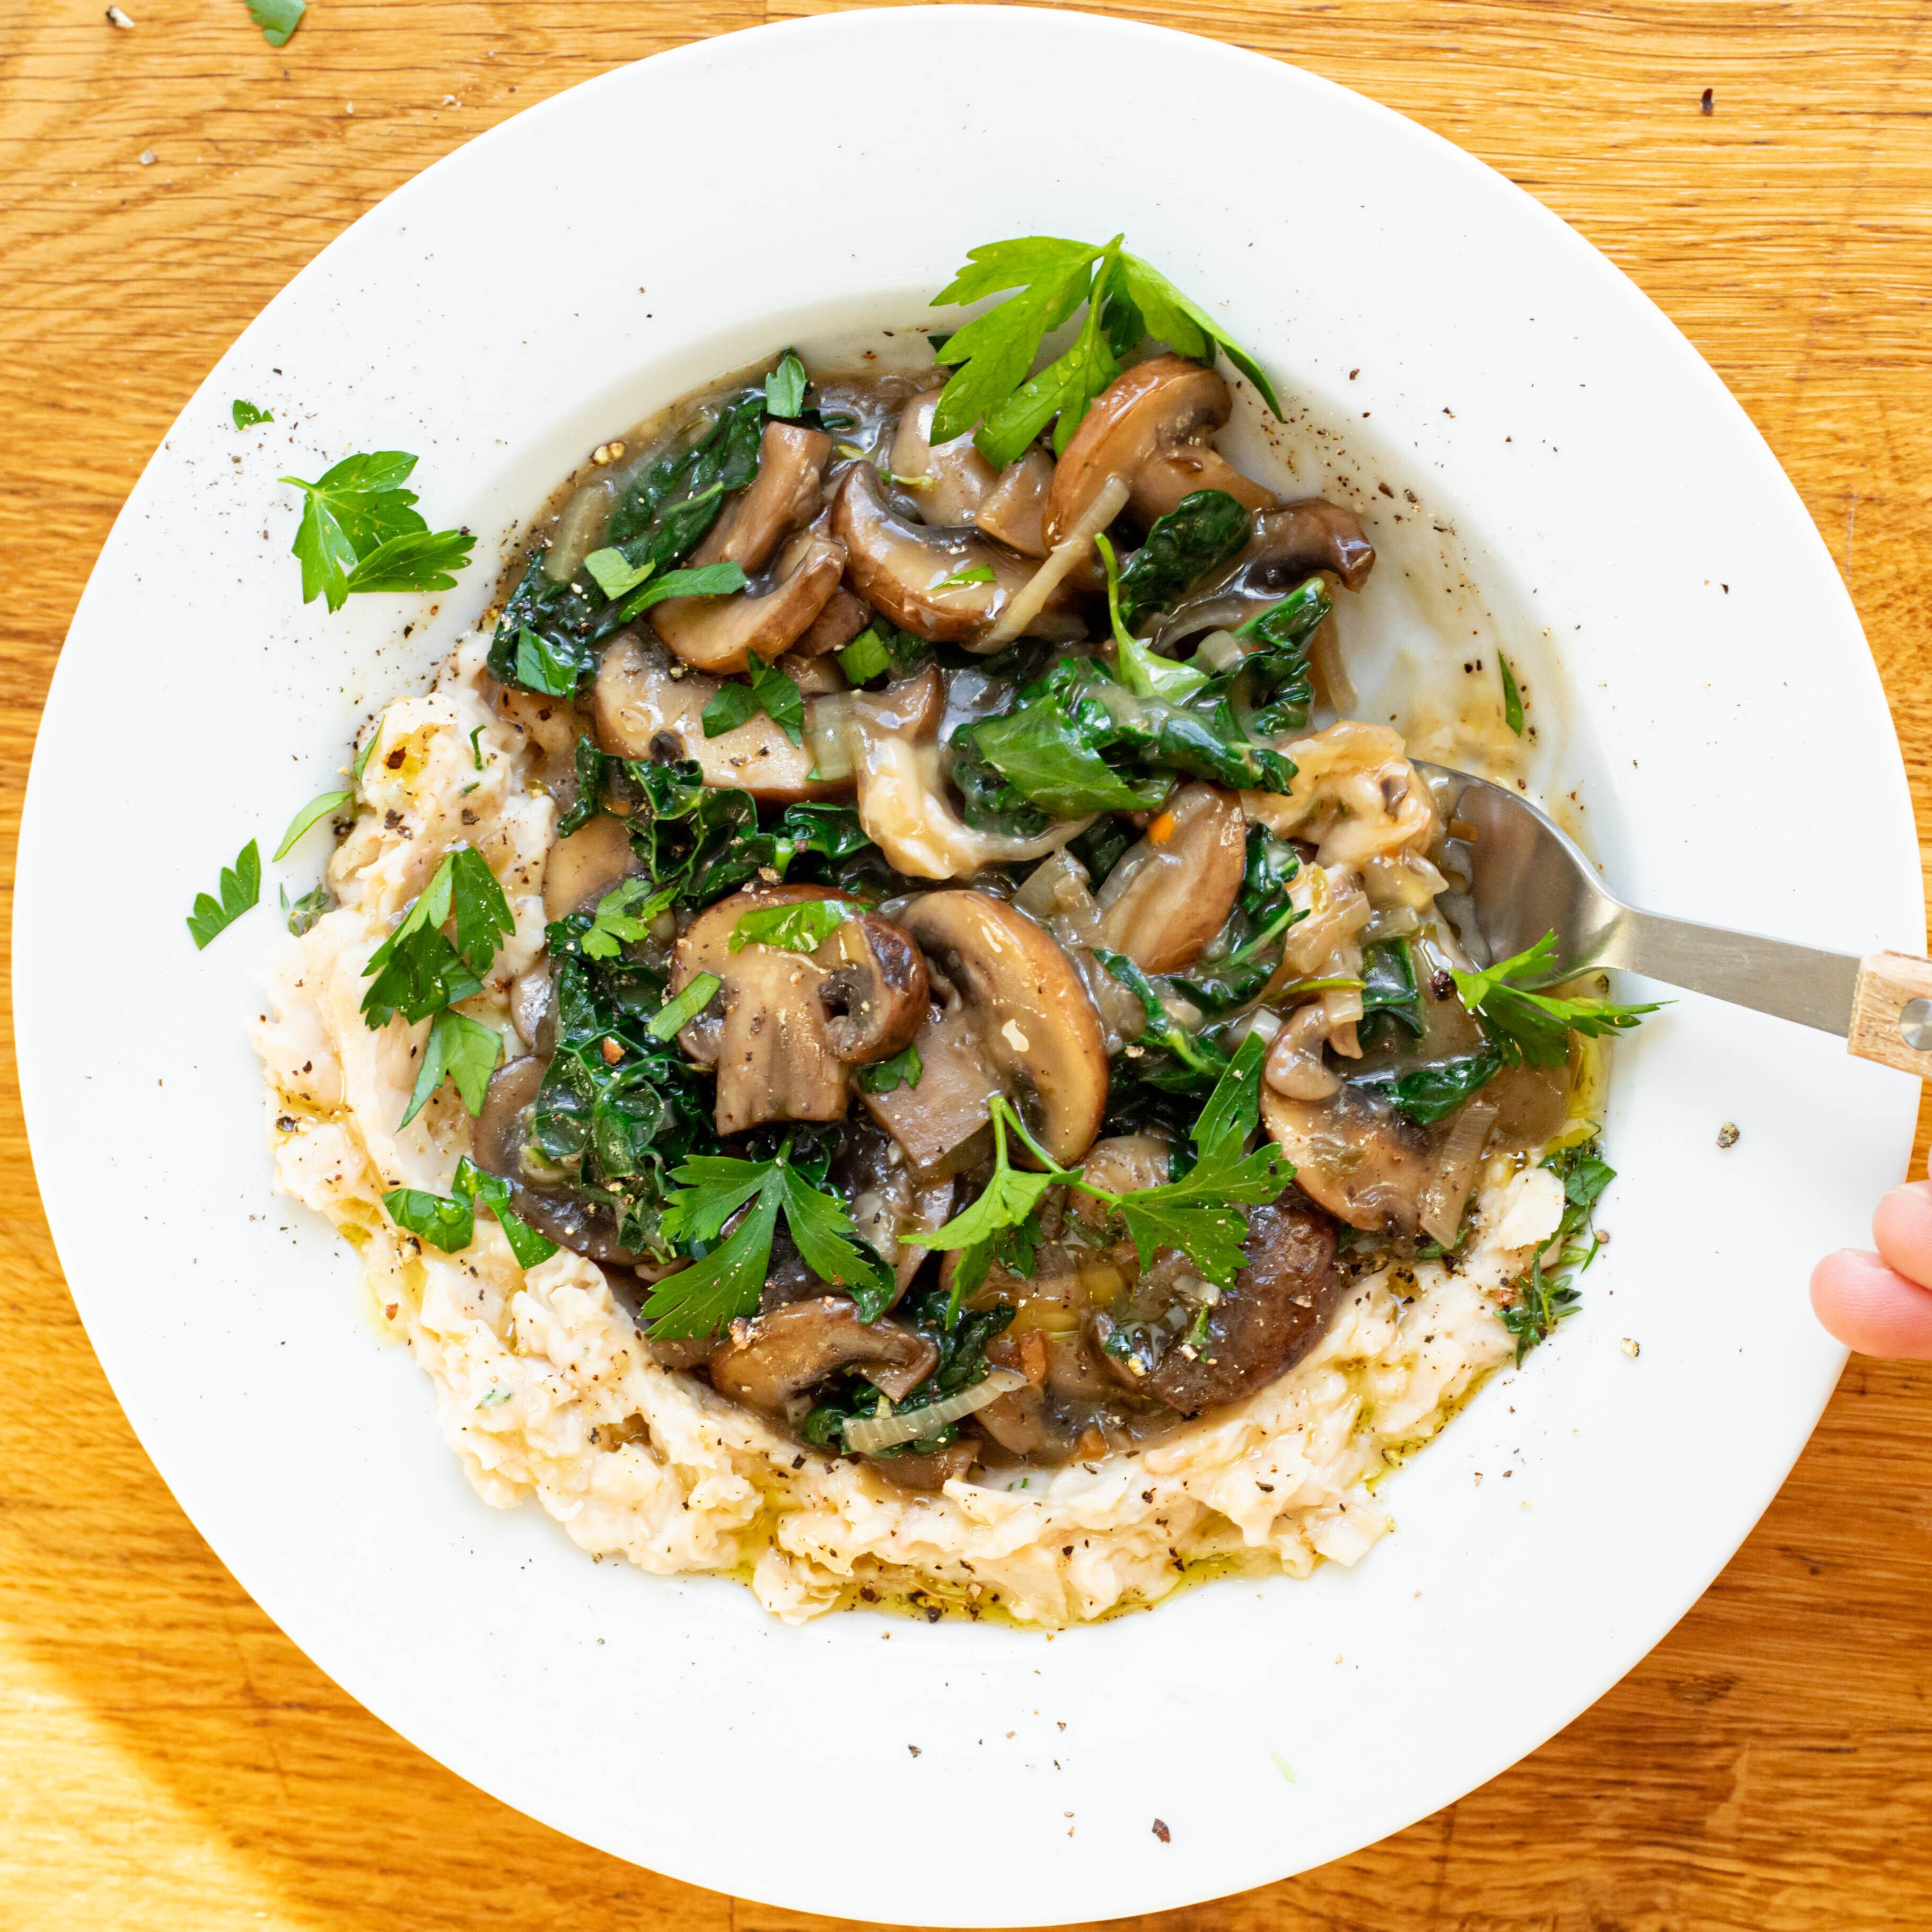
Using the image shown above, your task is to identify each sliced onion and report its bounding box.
[980,473,1130,649]
[1417,1093,1501,1249]
[841,1369,1029,1454]
[803,693,856,783]
[1193,628,1245,674]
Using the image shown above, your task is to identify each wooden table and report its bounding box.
[4,3,1931,1925]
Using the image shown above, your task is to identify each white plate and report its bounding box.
[16,8,1917,1922]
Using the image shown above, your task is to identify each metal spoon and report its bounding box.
[1415,760,1932,1077]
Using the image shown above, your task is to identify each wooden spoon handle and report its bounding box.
[1848,952,1932,1076]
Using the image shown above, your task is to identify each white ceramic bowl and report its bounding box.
[16,9,1918,1922]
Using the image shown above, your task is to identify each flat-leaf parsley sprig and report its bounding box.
[929,234,1284,468]
[383,1156,559,1270]
[279,449,476,613]
[186,839,261,950]
[643,1141,896,1340]
[910,1031,1294,1316]
[1453,931,1663,1068]
[1499,1142,1616,1362]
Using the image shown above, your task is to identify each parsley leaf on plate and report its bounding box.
[187,839,260,950]
[576,876,674,963]
[1499,653,1525,735]
[279,449,474,612]
[1453,930,1663,1068]
[280,881,330,936]
[232,398,274,428]
[273,787,352,861]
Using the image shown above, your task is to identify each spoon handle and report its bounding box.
[1847,952,1932,1076]
[1605,911,1932,1076]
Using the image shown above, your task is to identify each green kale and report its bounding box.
[526,956,719,1260]
[1351,1043,1505,1125]
[1359,938,1425,1041]
[1116,490,1251,631]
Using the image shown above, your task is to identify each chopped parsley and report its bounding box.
[278,449,475,612]
[576,876,674,963]
[701,652,804,747]
[187,839,260,949]
[1453,931,1663,1069]
[382,1156,559,1268]
[929,234,1281,467]
[273,787,352,861]
[359,847,512,1028]
[1499,652,1525,735]
[911,1032,1292,1312]
[397,1007,501,1130]
[764,349,808,419]
[280,881,330,936]
[1499,1143,1614,1362]
[643,1140,894,1339]
[646,970,721,1041]
[729,898,850,955]
[856,1042,923,1096]
[232,398,274,428]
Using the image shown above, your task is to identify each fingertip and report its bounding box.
[1871,1181,1932,1290]
[1811,1246,1932,1358]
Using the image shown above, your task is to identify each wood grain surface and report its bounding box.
[5,3,1932,1927]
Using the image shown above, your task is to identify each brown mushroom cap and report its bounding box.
[1152,499,1376,653]
[593,632,849,804]
[890,390,1055,558]
[1043,355,1275,548]
[1093,782,1246,972]
[472,1056,636,1263]
[687,421,831,573]
[815,912,929,1064]
[650,523,847,674]
[541,812,642,924]
[894,890,1108,1166]
[707,1296,939,1412]
[831,462,1082,647]
[670,883,860,1135]
[1260,1082,1433,1233]
[858,990,1005,1178]
[1139,1196,1342,1413]
[790,585,871,660]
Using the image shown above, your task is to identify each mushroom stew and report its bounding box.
[407,323,1641,1490]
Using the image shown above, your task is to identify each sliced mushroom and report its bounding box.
[974,449,1055,558]
[541,812,641,923]
[650,523,847,674]
[890,389,1055,556]
[846,665,1093,878]
[471,1056,635,1263]
[791,585,872,659]
[593,631,849,804]
[831,462,1083,647]
[687,421,831,572]
[895,890,1108,1166]
[859,988,1005,1177]
[816,912,928,1063]
[869,1440,981,1491]
[1263,1001,1344,1101]
[670,884,859,1135]
[774,649,848,696]
[1141,1196,1342,1413]
[1043,356,1274,549]
[707,1296,939,1413]
[1093,782,1246,972]
[1153,498,1376,652]
[1260,1082,1433,1233]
